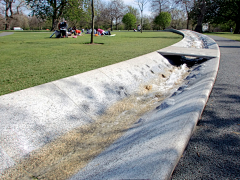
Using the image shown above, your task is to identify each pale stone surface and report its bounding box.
[0,146,15,175]
[0,30,220,179]
[0,82,93,161]
[70,31,220,180]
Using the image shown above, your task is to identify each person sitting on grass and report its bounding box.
[58,21,68,38]
[97,28,111,36]
[75,29,81,35]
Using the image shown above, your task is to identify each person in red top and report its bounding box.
[97,28,111,35]
[75,29,81,35]
[97,29,105,35]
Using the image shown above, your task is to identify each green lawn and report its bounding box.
[0,31,182,96]
[204,32,240,41]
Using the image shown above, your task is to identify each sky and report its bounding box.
[104,0,152,16]
[18,0,152,17]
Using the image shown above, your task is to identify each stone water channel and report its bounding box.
[0,30,213,180]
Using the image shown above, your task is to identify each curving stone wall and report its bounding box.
[0,30,220,180]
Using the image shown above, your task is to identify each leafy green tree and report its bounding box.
[63,0,85,27]
[189,0,209,33]
[154,11,171,30]
[125,5,139,18]
[205,0,240,34]
[142,16,152,30]
[26,0,68,31]
[122,13,136,30]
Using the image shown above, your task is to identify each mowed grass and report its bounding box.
[205,32,240,41]
[0,31,182,95]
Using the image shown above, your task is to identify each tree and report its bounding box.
[125,5,139,18]
[108,0,125,31]
[192,0,207,33]
[154,11,171,30]
[122,13,136,30]
[170,9,187,29]
[63,0,85,27]
[10,13,29,29]
[1,0,27,30]
[173,0,194,29]
[94,0,107,29]
[142,16,152,30]
[3,0,14,30]
[205,0,240,34]
[0,14,5,30]
[91,0,94,44]
[135,0,148,33]
[28,15,39,29]
[26,0,68,31]
[150,0,170,15]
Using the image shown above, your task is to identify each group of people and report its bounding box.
[97,28,111,36]
[85,28,111,36]
[51,21,112,38]
[68,26,81,36]
[53,21,82,38]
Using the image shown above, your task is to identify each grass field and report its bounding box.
[204,32,240,41]
[0,31,182,96]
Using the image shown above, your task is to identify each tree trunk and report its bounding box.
[91,0,94,44]
[141,9,143,33]
[5,1,13,30]
[195,24,202,33]
[111,18,113,31]
[51,16,58,31]
[194,0,206,33]
[185,5,189,29]
[234,20,240,34]
[234,2,240,34]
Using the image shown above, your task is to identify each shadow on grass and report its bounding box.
[83,42,104,45]
[219,45,240,48]
[128,36,182,39]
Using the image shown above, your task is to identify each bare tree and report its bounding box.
[94,0,104,28]
[95,1,112,29]
[10,13,29,29]
[135,0,148,33]
[108,0,125,30]
[150,0,170,16]
[28,15,38,29]
[170,9,186,29]
[125,5,139,18]
[28,15,45,30]
[15,0,24,14]
[173,0,194,29]
[1,0,30,30]
[0,14,5,30]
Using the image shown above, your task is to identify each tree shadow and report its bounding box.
[219,45,240,48]
[171,83,240,179]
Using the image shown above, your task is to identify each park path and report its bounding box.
[171,36,240,179]
[0,32,14,37]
